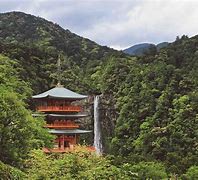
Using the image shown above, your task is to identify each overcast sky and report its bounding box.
[1,0,198,50]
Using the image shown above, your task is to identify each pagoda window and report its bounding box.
[64,141,69,148]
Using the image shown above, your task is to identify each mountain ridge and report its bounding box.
[0,11,123,66]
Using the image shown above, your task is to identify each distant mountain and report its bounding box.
[123,42,169,56]
[123,43,155,56]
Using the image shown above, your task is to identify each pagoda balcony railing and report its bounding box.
[37,105,82,112]
[45,124,79,129]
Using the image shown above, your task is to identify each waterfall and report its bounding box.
[94,95,103,154]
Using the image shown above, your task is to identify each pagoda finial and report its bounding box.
[57,54,62,87]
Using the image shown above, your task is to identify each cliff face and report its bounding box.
[99,94,118,152]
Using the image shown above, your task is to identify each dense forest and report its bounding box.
[0,12,198,179]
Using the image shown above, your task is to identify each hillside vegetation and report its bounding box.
[100,35,198,175]
[0,11,124,93]
[0,11,197,178]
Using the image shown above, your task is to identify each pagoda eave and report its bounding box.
[47,113,88,118]
[48,129,92,134]
[32,113,88,119]
[33,95,87,100]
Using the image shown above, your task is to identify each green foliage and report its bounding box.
[0,83,53,167]
[0,54,31,99]
[122,162,168,179]
[0,161,27,180]
[182,166,198,180]
[0,54,54,167]
[25,147,134,180]
[102,37,198,175]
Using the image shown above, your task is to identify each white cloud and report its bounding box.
[80,0,198,49]
[1,0,198,50]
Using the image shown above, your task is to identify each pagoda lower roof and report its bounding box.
[47,114,88,118]
[32,86,87,100]
[32,113,88,119]
[48,129,92,134]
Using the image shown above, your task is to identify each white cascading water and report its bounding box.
[94,95,103,154]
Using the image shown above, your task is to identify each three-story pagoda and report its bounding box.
[32,84,91,152]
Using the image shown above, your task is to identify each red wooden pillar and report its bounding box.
[63,135,65,149]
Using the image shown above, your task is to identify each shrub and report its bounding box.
[0,161,26,180]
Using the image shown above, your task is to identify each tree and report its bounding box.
[0,87,53,167]
[122,162,168,179]
[0,160,27,180]
[182,166,198,180]
[0,55,53,167]
[25,147,134,179]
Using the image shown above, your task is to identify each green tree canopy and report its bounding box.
[0,54,53,167]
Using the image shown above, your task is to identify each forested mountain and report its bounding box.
[0,11,198,179]
[0,11,125,93]
[97,35,198,175]
[0,11,120,65]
